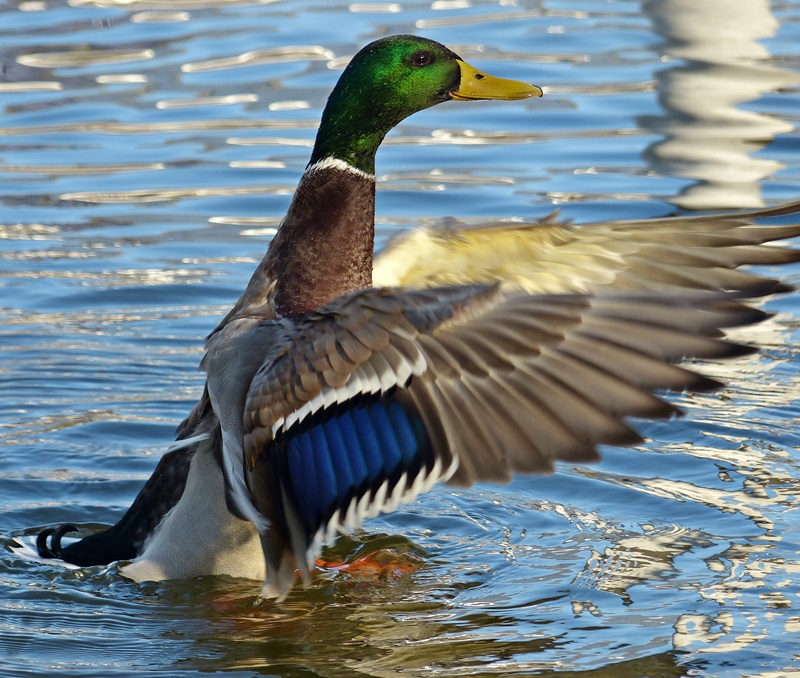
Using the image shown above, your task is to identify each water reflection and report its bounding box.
[17,48,156,69]
[181,45,335,73]
[641,0,800,208]
[163,574,685,677]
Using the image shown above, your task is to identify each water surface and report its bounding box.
[2,1,800,676]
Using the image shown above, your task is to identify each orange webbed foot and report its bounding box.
[315,548,422,580]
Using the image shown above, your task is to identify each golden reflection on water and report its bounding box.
[68,0,283,8]
[60,184,293,204]
[0,81,63,92]
[130,10,191,23]
[181,46,335,73]
[2,162,165,176]
[0,119,318,137]
[155,94,259,110]
[16,49,156,69]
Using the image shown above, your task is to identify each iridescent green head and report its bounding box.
[309,35,542,174]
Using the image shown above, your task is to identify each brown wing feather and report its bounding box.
[373,201,800,295]
[240,282,770,596]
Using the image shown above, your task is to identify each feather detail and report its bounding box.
[39,38,800,604]
[373,202,800,295]
[163,432,211,454]
[229,283,775,598]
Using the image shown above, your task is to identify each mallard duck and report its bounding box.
[36,35,800,600]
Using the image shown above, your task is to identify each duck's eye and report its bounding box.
[411,51,432,67]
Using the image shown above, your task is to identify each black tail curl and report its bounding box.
[36,524,78,559]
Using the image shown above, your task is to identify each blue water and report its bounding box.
[2,1,800,676]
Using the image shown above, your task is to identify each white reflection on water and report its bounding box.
[642,0,800,209]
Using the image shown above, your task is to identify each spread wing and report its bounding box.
[236,284,767,598]
[373,201,800,295]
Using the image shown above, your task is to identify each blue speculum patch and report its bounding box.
[282,391,431,538]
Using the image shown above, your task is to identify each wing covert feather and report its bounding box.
[238,283,771,597]
[373,202,800,295]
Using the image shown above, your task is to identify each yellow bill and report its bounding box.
[451,59,543,101]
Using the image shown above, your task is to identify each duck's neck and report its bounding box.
[269,157,376,317]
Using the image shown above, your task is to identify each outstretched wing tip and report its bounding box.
[237,261,791,597]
